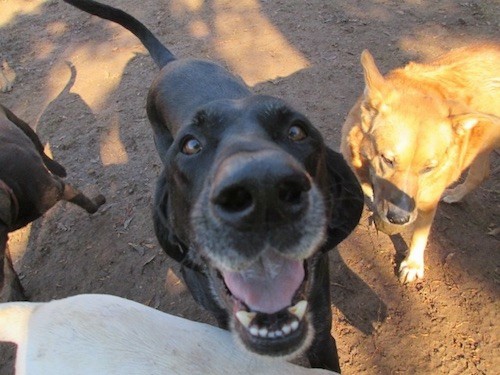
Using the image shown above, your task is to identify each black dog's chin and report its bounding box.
[231,306,312,358]
[210,264,314,358]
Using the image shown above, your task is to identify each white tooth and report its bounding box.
[235,311,256,328]
[268,331,276,338]
[291,320,299,331]
[249,326,259,336]
[275,330,283,337]
[258,328,268,337]
[288,300,308,320]
[282,324,291,335]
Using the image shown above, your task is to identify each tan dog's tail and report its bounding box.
[0,302,39,343]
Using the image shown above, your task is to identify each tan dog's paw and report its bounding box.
[0,69,13,92]
[399,259,424,283]
[441,187,465,204]
[0,78,12,92]
[1,82,12,92]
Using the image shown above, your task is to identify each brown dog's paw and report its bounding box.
[85,194,106,214]
[93,194,106,208]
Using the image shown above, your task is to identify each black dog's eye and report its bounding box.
[181,136,202,155]
[288,123,307,142]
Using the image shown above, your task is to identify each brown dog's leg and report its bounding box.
[44,176,105,214]
[399,206,437,283]
[2,248,27,301]
[0,226,6,293]
[0,225,26,301]
[442,152,490,203]
[60,181,106,214]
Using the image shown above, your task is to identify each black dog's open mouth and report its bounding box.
[210,251,312,357]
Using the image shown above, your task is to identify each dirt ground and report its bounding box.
[0,0,499,374]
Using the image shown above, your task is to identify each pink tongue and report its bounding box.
[222,252,304,314]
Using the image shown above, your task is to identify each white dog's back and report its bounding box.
[0,294,336,375]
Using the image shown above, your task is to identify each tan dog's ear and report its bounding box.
[450,114,479,136]
[447,100,498,135]
[360,51,390,132]
[450,112,500,136]
[346,125,366,169]
[360,50,386,99]
[449,112,500,168]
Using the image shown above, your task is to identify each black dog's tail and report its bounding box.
[63,0,175,69]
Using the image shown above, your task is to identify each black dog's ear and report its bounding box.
[152,172,188,264]
[146,97,174,165]
[322,147,364,251]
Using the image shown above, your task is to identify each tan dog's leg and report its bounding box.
[442,152,490,203]
[399,207,437,283]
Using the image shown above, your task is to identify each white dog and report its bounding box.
[0,294,338,375]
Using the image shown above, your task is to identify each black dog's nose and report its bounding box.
[211,151,311,228]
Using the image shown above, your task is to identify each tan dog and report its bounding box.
[341,44,500,283]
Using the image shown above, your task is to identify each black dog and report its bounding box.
[0,104,105,301]
[63,1,363,371]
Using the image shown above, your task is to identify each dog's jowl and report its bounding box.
[64,0,364,371]
[341,44,500,284]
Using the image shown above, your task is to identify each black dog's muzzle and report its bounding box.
[210,148,312,230]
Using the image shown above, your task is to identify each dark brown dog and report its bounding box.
[63,0,364,372]
[0,104,105,301]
